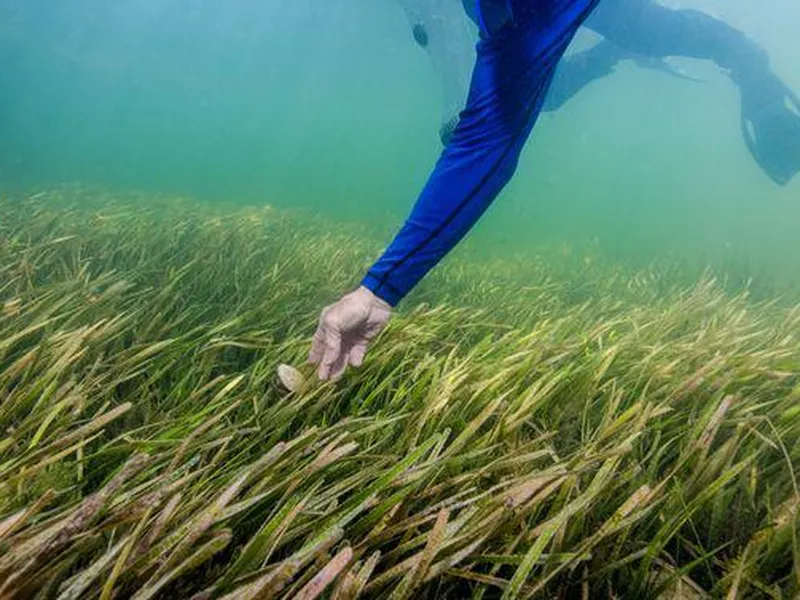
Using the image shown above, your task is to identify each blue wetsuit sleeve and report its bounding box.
[362,0,599,306]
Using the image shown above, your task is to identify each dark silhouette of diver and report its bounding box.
[405,0,800,187]
[309,0,800,381]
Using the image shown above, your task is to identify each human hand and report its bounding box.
[309,286,392,381]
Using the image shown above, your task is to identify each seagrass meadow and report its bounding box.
[1,187,800,599]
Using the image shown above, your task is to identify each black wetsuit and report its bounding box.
[543,0,800,189]
[546,0,768,110]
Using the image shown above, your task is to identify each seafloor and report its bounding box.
[1,187,798,599]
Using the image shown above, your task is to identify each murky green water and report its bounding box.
[1,1,799,298]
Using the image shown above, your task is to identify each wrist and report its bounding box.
[359,272,402,307]
[356,285,392,311]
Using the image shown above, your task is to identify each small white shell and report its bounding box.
[276,364,307,394]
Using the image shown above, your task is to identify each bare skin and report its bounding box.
[309,286,393,381]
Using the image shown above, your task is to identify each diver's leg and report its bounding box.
[396,0,477,144]
[587,0,800,185]
[363,0,600,305]
[587,1,769,75]
[542,39,626,112]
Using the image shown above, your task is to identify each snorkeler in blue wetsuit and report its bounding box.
[309,0,800,381]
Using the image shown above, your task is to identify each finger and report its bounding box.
[348,342,367,368]
[329,350,350,382]
[318,328,342,381]
[308,325,326,365]
[308,308,331,365]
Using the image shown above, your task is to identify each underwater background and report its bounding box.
[4,3,800,598]
[1,0,799,297]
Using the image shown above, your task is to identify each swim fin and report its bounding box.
[739,72,800,186]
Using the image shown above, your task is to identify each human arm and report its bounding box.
[362,1,599,307]
[310,0,601,380]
